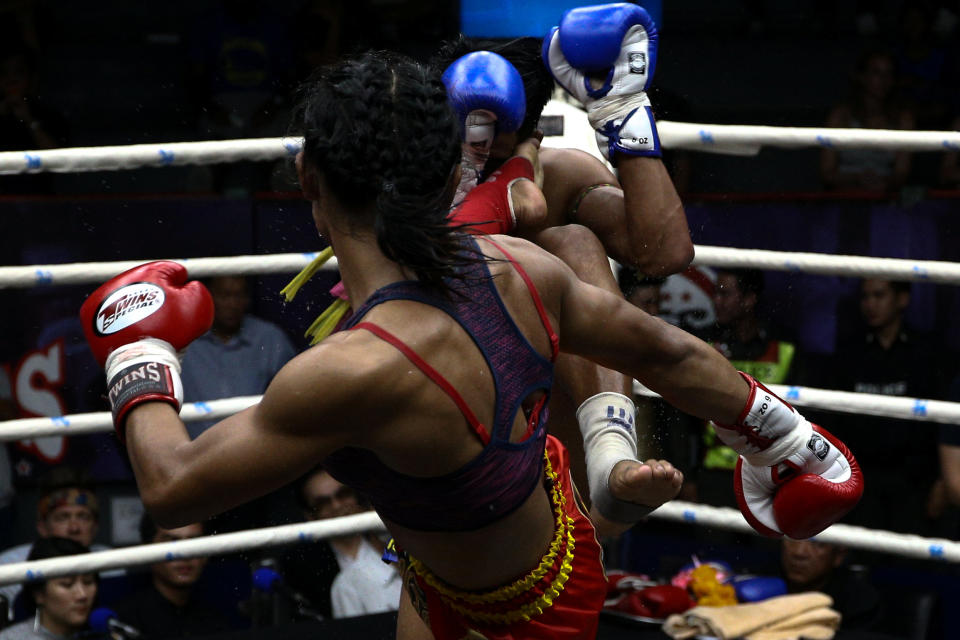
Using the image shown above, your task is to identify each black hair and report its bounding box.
[139,511,206,544]
[22,537,95,611]
[618,266,665,299]
[37,466,94,501]
[717,268,764,298]
[292,50,474,293]
[862,278,911,295]
[432,35,555,142]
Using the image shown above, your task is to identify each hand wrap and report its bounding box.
[105,338,183,441]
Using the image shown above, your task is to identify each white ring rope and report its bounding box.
[2,381,957,443]
[0,253,340,290]
[632,381,960,425]
[650,501,960,563]
[0,511,386,588]
[2,246,958,290]
[0,138,302,175]
[0,502,954,588]
[0,396,262,440]
[1,119,959,175]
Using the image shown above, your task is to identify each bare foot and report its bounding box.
[608,458,683,510]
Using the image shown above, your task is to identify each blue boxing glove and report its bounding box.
[543,3,661,163]
[732,576,788,603]
[442,51,526,203]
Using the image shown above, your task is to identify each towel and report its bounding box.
[662,592,841,640]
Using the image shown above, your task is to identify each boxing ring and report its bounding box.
[2,106,960,588]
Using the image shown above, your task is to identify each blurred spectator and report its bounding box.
[181,275,297,439]
[779,538,882,631]
[0,468,111,621]
[111,514,230,640]
[833,279,945,534]
[617,267,664,317]
[820,49,915,192]
[0,41,67,194]
[939,113,960,187]
[693,268,797,509]
[0,537,97,640]
[292,0,343,81]
[279,468,400,620]
[894,4,949,129]
[187,1,296,193]
[0,1,39,51]
[179,275,297,536]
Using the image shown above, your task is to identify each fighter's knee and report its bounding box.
[535,224,606,263]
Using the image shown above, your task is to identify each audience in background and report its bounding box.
[111,514,229,640]
[278,468,400,620]
[821,49,915,192]
[893,4,950,130]
[0,41,67,194]
[0,468,109,621]
[186,1,296,193]
[833,279,945,534]
[779,538,882,632]
[180,275,296,439]
[179,275,297,537]
[0,537,97,640]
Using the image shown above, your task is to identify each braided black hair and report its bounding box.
[293,51,474,292]
[432,36,555,142]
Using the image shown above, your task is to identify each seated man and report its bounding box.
[780,538,882,632]
[0,537,97,639]
[110,514,230,639]
[290,468,400,619]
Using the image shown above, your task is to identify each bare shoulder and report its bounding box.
[481,234,574,299]
[257,330,408,443]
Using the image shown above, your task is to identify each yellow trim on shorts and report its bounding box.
[407,451,576,625]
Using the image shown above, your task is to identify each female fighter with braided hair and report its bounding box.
[80,51,861,640]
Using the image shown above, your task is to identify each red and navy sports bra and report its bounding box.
[322,235,559,532]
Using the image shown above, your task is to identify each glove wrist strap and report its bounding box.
[715,372,810,467]
[105,339,183,442]
[586,92,651,129]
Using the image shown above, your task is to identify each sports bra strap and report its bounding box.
[480,237,560,362]
[350,321,492,444]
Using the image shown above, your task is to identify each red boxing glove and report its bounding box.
[448,155,534,235]
[80,261,214,438]
[717,373,863,539]
[608,585,695,619]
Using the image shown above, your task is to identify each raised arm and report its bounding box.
[542,3,693,276]
[79,261,377,528]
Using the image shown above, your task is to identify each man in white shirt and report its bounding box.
[299,469,400,618]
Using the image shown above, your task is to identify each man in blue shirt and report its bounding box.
[180,276,298,536]
[180,275,297,439]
